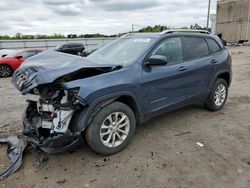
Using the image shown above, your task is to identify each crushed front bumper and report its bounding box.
[23,117,83,154]
[0,136,27,181]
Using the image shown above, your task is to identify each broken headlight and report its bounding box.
[68,88,87,107]
[68,88,79,100]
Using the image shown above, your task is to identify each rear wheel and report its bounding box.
[205,78,228,111]
[85,102,136,155]
[0,65,13,77]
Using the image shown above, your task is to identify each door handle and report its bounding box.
[177,66,188,71]
[210,59,218,64]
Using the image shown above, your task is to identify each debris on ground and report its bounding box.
[0,124,10,129]
[56,178,67,185]
[34,152,49,169]
[0,136,26,181]
[89,178,97,183]
[103,158,110,162]
[174,132,191,136]
[196,142,204,147]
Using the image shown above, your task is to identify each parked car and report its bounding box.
[11,30,232,155]
[55,42,85,56]
[82,44,106,57]
[0,49,16,58]
[0,48,45,77]
[82,48,98,57]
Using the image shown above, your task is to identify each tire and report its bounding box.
[0,64,13,78]
[205,78,228,111]
[85,101,136,155]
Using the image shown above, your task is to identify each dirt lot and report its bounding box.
[0,46,250,188]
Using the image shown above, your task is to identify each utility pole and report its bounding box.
[246,0,250,41]
[207,0,211,29]
[132,24,134,32]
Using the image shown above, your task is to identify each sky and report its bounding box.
[0,0,217,36]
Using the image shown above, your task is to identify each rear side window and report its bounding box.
[182,37,209,60]
[206,38,221,53]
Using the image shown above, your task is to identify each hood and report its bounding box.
[11,50,121,94]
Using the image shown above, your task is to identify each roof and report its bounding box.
[121,32,161,38]
[161,29,210,34]
[122,29,211,39]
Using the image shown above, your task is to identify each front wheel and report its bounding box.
[205,78,228,111]
[85,102,136,155]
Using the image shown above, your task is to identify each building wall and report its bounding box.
[216,0,250,43]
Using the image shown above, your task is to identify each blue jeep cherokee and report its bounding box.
[12,30,232,155]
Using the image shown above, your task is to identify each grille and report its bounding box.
[12,71,28,90]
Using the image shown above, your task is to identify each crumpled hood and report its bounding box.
[11,50,119,94]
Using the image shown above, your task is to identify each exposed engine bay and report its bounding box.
[22,82,83,153]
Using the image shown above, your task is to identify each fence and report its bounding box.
[0,37,116,50]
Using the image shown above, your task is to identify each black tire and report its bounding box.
[205,78,228,111]
[0,64,13,78]
[85,101,136,155]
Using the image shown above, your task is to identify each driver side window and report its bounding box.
[151,37,183,65]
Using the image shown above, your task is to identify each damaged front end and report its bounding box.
[11,51,121,153]
[21,85,83,153]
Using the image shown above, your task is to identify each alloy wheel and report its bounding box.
[100,112,130,148]
[0,65,12,77]
[214,84,226,106]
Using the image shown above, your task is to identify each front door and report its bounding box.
[140,37,192,114]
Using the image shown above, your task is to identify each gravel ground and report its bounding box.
[0,46,250,188]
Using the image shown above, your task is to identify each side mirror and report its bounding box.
[15,55,23,59]
[145,55,168,66]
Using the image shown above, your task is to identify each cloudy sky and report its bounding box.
[0,0,217,36]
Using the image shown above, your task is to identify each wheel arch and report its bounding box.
[74,91,143,132]
[114,95,141,124]
[210,70,231,90]
[217,72,230,86]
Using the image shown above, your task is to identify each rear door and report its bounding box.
[181,36,216,99]
[205,37,225,85]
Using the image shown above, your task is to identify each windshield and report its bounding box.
[87,37,154,65]
[4,50,19,58]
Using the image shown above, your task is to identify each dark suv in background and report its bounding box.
[55,42,85,56]
[12,30,232,155]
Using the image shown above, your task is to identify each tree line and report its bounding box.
[0,24,208,40]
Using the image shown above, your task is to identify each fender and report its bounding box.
[74,91,143,132]
[209,69,231,91]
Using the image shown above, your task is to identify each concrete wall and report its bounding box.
[0,37,116,50]
[216,0,250,43]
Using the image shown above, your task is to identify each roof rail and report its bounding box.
[160,29,210,34]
